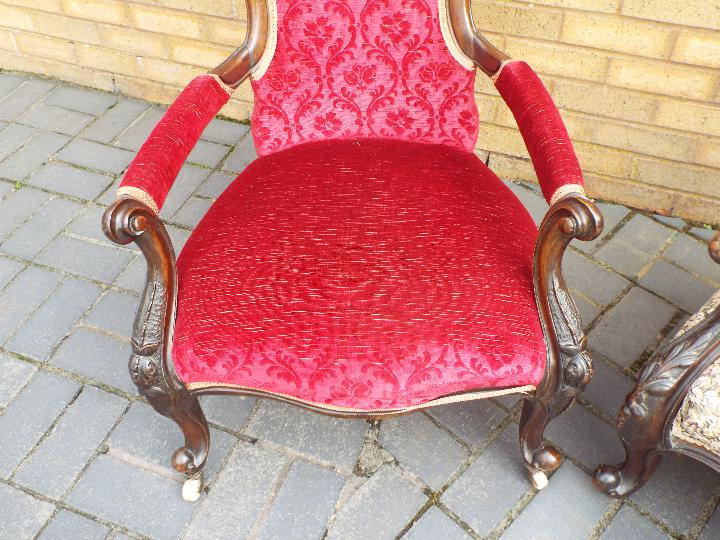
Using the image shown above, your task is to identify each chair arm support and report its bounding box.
[710,231,720,265]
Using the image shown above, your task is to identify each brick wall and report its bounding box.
[0,0,718,224]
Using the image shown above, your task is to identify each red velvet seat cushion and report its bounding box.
[173,139,546,412]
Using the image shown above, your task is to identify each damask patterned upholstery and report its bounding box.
[172,139,546,412]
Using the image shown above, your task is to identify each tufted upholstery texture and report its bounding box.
[172,139,546,411]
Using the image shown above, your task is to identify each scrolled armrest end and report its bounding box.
[102,196,158,246]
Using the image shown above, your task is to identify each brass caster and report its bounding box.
[182,473,203,502]
[529,469,549,490]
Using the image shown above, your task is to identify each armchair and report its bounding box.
[102,0,603,502]
[594,233,720,497]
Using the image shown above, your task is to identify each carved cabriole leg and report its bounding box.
[103,197,210,502]
[520,195,603,489]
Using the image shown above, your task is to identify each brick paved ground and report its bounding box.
[0,71,719,540]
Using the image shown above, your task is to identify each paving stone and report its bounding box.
[1,197,82,259]
[0,73,26,100]
[256,460,345,540]
[0,78,55,121]
[158,164,211,218]
[0,131,70,181]
[0,179,12,199]
[187,139,230,168]
[0,186,51,241]
[39,509,110,540]
[0,122,36,161]
[583,358,634,419]
[631,453,720,534]
[201,118,249,145]
[690,226,717,243]
[171,196,212,228]
[327,464,426,540]
[405,506,471,539]
[501,462,609,540]
[699,503,720,540]
[17,102,93,135]
[574,294,601,328]
[600,504,670,540]
[81,99,149,144]
[0,371,80,477]
[427,400,507,448]
[66,204,111,244]
[50,328,135,394]
[664,233,720,286]
[0,256,24,289]
[167,224,192,252]
[380,414,469,489]
[640,260,716,313]
[6,277,101,361]
[596,215,675,277]
[505,181,546,225]
[84,290,137,339]
[27,162,114,200]
[652,214,686,230]
[442,426,530,536]
[57,139,133,175]
[196,170,235,198]
[246,400,367,471]
[589,287,675,368]
[14,386,128,498]
[564,249,629,308]
[112,107,164,151]
[0,265,63,343]
[114,254,145,293]
[67,454,196,540]
[0,353,36,408]
[183,442,288,539]
[221,134,257,173]
[200,395,256,431]
[45,87,118,115]
[575,203,631,254]
[0,482,55,540]
[36,234,133,283]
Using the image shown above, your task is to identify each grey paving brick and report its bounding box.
[39,509,110,540]
[700,504,720,540]
[27,161,114,200]
[66,204,111,244]
[246,400,367,471]
[0,265,63,343]
[640,260,716,313]
[81,99,149,144]
[652,214,686,230]
[200,395,256,432]
[188,139,230,168]
[221,134,257,173]
[380,414,469,489]
[114,254,145,293]
[583,358,634,419]
[256,460,345,540]
[405,506,471,540]
[428,400,507,448]
[690,226,717,243]
[45,87,118,116]
[565,249,629,308]
[0,73,26,100]
[0,186,51,241]
[56,139,133,175]
[505,181,546,225]
[0,256,24,289]
[167,224,192,252]
[0,179,12,199]
[67,454,196,540]
[6,277,101,361]
[575,203,631,254]
[83,290,137,339]
[170,196,212,228]
[158,164,211,218]
[36,234,133,283]
[600,504,670,540]
[1,197,82,259]
[0,78,55,122]
[0,482,55,540]
[0,122,35,161]
[596,215,675,277]
[589,287,676,368]
[17,102,94,135]
[327,464,426,540]
[631,453,720,534]
[575,295,601,328]
[196,170,235,198]
[0,131,70,181]
[0,353,36,408]
[442,426,529,536]
[664,233,720,286]
[50,328,135,394]
[14,386,128,498]
[183,442,288,539]
[501,462,609,540]
[0,371,80,477]
[201,118,249,145]
[112,107,164,151]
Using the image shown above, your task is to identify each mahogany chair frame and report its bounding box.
[594,233,720,498]
[102,0,604,499]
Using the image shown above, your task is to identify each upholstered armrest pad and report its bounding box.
[118,74,233,212]
[494,61,584,205]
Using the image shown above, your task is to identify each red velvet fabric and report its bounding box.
[494,61,584,204]
[250,0,479,156]
[172,139,546,411]
[119,75,231,210]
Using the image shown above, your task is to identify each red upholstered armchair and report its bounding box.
[103,0,603,501]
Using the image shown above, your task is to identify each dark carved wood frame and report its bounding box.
[102,0,604,495]
[593,232,720,498]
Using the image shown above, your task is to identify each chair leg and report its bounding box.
[593,445,662,498]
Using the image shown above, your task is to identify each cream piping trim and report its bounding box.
[491,59,519,83]
[549,184,586,206]
[438,0,474,71]
[116,186,159,214]
[207,73,235,96]
[186,381,535,414]
[250,0,278,81]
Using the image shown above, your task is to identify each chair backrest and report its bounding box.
[250,0,479,156]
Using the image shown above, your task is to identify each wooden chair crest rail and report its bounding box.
[102,0,603,502]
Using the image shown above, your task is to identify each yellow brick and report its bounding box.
[487,152,539,184]
[672,33,720,70]
[518,0,618,12]
[3,0,62,12]
[0,5,35,31]
[655,100,720,138]
[15,32,75,63]
[137,57,199,86]
[475,94,500,124]
[206,18,247,46]
[221,98,253,122]
[633,157,720,199]
[76,43,138,76]
[130,6,202,39]
[574,143,632,178]
[474,74,500,97]
[62,0,127,25]
[171,41,235,69]
[562,12,674,59]
[555,111,596,143]
[97,24,169,59]
[0,30,16,51]
[471,1,561,41]
[621,0,720,32]
[594,119,697,163]
[476,123,528,158]
[695,140,720,169]
[155,0,237,19]
[585,174,678,216]
[607,58,717,101]
[2,50,115,91]
[113,74,181,105]
[30,11,101,44]
[505,38,608,82]
[553,80,657,124]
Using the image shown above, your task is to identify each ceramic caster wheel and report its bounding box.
[182,475,203,502]
[529,470,548,490]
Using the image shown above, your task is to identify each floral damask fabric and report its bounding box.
[250,0,479,155]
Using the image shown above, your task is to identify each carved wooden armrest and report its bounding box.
[710,231,720,265]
